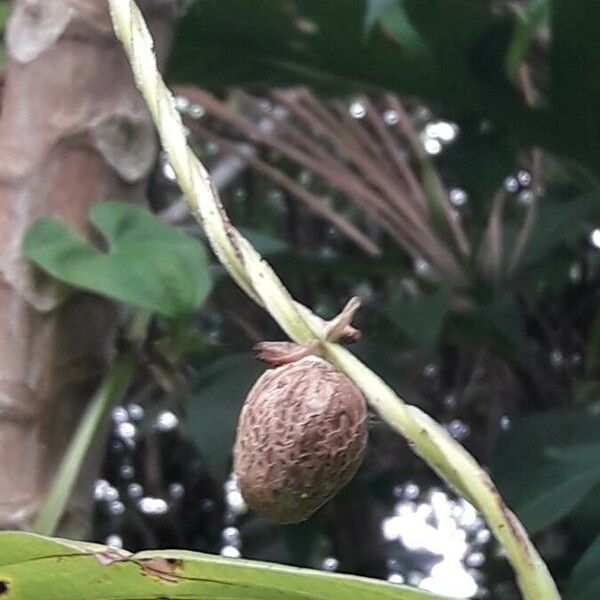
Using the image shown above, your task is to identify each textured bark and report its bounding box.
[0,0,176,535]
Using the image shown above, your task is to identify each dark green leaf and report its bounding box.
[585,308,600,376]
[516,192,600,268]
[364,0,391,34]
[567,482,600,561]
[369,0,430,61]
[551,0,600,173]
[239,227,289,255]
[169,0,513,112]
[566,532,600,600]
[23,202,211,318]
[484,295,524,349]
[505,0,550,78]
[391,288,450,353]
[443,125,518,217]
[491,407,600,533]
[546,441,600,467]
[187,353,265,480]
[574,381,600,406]
[168,0,600,174]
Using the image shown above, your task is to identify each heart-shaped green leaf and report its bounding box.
[23,201,211,318]
[0,532,447,600]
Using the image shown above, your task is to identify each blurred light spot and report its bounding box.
[162,161,176,182]
[127,404,145,421]
[138,497,169,516]
[446,419,471,441]
[104,486,119,503]
[154,411,179,432]
[383,110,399,126]
[119,464,135,480]
[449,188,468,207]
[466,551,485,568]
[221,545,241,558]
[443,394,458,410]
[188,103,205,119]
[94,479,111,502]
[420,559,478,598]
[117,422,136,442]
[127,483,144,499]
[518,190,535,206]
[349,101,366,119]
[109,500,125,516]
[169,483,185,501]
[111,407,128,424]
[504,176,519,193]
[475,529,491,545]
[404,483,420,500]
[425,121,458,143]
[424,138,443,155]
[550,349,564,368]
[423,363,438,379]
[414,258,431,276]
[321,557,339,572]
[517,170,532,187]
[174,96,190,113]
[105,534,123,549]
[222,527,241,548]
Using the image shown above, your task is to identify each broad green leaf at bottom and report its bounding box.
[0,532,449,600]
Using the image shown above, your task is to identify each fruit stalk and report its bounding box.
[108,2,560,598]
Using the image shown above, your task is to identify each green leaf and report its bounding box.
[167,0,600,174]
[505,0,550,78]
[546,441,600,467]
[364,0,390,33]
[484,294,524,349]
[0,0,8,68]
[443,125,518,218]
[567,481,600,553]
[365,0,429,61]
[33,355,135,537]
[169,0,510,112]
[391,288,450,353]
[566,532,600,600]
[585,308,600,375]
[23,201,211,319]
[187,353,265,480]
[551,0,600,174]
[0,2,11,30]
[516,192,600,268]
[0,532,444,600]
[491,407,600,533]
[238,227,289,255]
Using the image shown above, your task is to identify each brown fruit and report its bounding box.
[233,355,368,523]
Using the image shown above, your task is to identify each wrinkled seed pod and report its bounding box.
[233,355,368,523]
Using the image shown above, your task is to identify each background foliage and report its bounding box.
[15,1,600,598]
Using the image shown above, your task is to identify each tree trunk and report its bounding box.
[0,0,177,536]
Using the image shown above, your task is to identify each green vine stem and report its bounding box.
[33,353,135,536]
[108,2,560,598]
